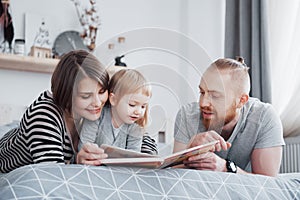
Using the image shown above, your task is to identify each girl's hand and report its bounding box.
[76,142,108,165]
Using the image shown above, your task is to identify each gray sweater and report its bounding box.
[79,106,143,152]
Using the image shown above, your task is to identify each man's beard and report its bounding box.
[202,118,223,133]
[201,104,237,134]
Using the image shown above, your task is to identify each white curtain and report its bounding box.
[268,0,300,137]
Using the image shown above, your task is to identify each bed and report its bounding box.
[0,163,299,199]
[0,117,300,199]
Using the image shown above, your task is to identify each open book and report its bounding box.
[100,140,219,169]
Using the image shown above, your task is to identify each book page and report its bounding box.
[160,140,219,168]
[101,157,164,168]
[101,144,157,158]
[100,140,218,169]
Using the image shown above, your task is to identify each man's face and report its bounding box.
[198,68,239,132]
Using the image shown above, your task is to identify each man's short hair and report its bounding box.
[210,57,251,95]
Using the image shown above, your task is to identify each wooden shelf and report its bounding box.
[0,53,59,74]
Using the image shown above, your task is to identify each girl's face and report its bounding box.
[73,77,108,121]
[110,92,150,128]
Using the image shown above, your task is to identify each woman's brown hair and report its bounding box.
[51,50,109,114]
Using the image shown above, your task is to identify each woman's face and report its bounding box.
[73,77,108,121]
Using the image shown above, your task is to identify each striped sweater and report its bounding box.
[0,91,73,173]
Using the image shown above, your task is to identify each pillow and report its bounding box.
[0,120,19,139]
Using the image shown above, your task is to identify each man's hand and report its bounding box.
[76,142,108,165]
[183,151,227,172]
[188,130,231,151]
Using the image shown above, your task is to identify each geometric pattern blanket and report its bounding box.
[0,163,299,200]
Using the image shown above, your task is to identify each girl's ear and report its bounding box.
[109,93,117,106]
[237,93,249,108]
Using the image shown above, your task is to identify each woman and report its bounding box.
[0,50,109,173]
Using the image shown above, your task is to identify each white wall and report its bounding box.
[0,0,225,147]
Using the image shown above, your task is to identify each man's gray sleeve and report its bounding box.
[254,105,285,149]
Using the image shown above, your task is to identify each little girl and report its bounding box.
[79,69,152,152]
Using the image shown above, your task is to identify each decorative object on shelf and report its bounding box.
[0,0,14,53]
[13,39,25,56]
[32,19,51,48]
[52,30,88,58]
[107,36,127,57]
[108,43,114,50]
[106,56,127,78]
[30,46,51,58]
[118,37,125,44]
[30,19,51,58]
[71,0,100,51]
[115,55,127,67]
[25,13,58,57]
[106,36,128,77]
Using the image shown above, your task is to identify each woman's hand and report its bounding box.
[76,143,108,165]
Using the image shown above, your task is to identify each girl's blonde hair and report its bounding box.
[109,69,152,127]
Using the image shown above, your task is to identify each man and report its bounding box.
[173,57,284,176]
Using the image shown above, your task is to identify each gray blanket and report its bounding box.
[0,163,299,199]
